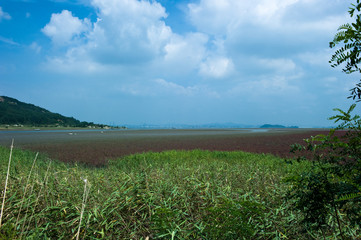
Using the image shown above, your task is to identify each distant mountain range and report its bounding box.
[260,124,299,129]
[0,96,102,127]
[124,123,300,129]
[124,123,259,129]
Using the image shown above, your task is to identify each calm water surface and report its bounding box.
[0,128,288,147]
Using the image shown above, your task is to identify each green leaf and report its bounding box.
[336,192,361,201]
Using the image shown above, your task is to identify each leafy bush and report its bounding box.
[329,0,361,101]
[287,104,361,238]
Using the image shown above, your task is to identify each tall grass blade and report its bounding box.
[76,179,90,240]
[23,159,52,235]
[16,152,38,227]
[0,139,14,228]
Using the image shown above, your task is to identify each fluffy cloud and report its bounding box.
[30,42,41,54]
[42,10,91,45]
[87,0,172,64]
[40,0,351,100]
[161,33,208,76]
[188,0,346,36]
[42,0,176,66]
[42,0,217,87]
[297,49,333,67]
[187,0,348,63]
[154,79,199,96]
[43,47,107,74]
[199,56,234,78]
[0,6,11,21]
[118,78,220,98]
[154,79,220,97]
[257,58,296,73]
[187,0,300,36]
[229,73,301,98]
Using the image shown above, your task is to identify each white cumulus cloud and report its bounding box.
[42,0,215,84]
[40,0,351,101]
[87,0,172,64]
[187,0,349,63]
[161,32,208,76]
[42,10,91,45]
[199,56,234,78]
[187,0,300,36]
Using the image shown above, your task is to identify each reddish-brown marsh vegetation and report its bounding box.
[0,129,336,166]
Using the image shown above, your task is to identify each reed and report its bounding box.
[0,147,359,239]
[76,178,90,240]
[23,159,52,234]
[0,139,14,228]
[15,152,38,227]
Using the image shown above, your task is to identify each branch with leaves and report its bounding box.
[330,0,361,101]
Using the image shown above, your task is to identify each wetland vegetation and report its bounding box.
[0,146,311,239]
[0,143,359,239]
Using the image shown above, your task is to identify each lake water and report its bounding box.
[0,128,303,148]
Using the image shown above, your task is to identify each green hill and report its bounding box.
[0,96,95,127]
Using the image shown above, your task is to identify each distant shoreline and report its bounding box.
[0,125,124,131]
[0,126,330,132]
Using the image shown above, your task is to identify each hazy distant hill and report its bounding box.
[0,96,96,127]
[125,122,258,129]
[260,124,299,129]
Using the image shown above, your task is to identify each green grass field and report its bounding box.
[0,145,352,239]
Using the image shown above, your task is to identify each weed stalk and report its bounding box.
[0,139,14,228]
[23,159,52,235]
[76,178,90,240]
[16,152,38,227]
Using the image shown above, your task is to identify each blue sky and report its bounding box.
[0,0,359,127]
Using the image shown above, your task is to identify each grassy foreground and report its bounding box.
[0,146,313,239]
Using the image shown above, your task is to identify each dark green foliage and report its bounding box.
[0,223,16,240]
[329,0,361,101]
[0,96,93,127]
[203,197,264,239]
[287,105,361,238]
[287,171,336,231]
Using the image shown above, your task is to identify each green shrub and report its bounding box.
[287,104,361,239]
